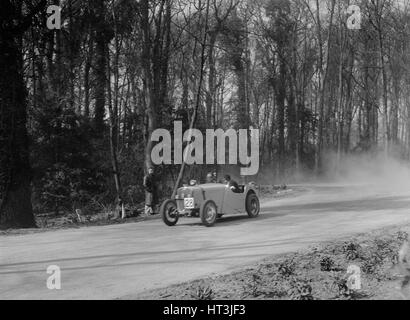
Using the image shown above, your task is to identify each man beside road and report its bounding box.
[143,167,158,215]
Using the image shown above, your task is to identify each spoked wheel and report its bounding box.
[246,193,260,218]
[160,199,179,226]
[200,200,217,227]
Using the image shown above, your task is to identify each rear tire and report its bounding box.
[200,200,217,227]
[246,193,260,218]
[160,199,179,226]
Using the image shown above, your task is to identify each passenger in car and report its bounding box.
[224,174,240,193]
[212,171,217,182]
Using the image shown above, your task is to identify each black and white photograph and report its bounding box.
[2,0,410,306]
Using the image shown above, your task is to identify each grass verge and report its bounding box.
[136,225,410,300]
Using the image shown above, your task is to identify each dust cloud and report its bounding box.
[257,152,410,194]
[321,152,410,192]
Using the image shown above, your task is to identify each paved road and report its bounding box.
[1,184,410,299]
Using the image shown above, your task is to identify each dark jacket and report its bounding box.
[143,173,158,205]
[143,173,155,193]
[228,179,239,192]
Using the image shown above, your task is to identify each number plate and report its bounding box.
[184,197,195,209]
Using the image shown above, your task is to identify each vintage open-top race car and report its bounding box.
[160,182,260,227]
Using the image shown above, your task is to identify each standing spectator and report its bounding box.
[143,167,158,215]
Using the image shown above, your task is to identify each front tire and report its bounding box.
[246,193,260,218]
[200,200,217,227]
[160,199,179,226]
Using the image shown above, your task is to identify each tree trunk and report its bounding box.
[0,1,43,229]
[276,59,286,176]
[107,50,123,218]
[84,33,93,118]
[94,0,107,132]
[206,31,217,127]
[141,0,156,171]
[315,0,335,173]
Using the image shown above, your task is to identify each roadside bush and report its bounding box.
[320,256,335,272]
[374,238,396,261]
[330,271,371,300]
[331,273,354,300]
[289,278,314,300]
[362,253,381,274]
[191,283,214,300]
[263,280,288,299]
[331,273,365,300]
[245,273,263,297]
[358,236,401,277]
[39,163,105,214]
[343,241,362,260]
[396,231,409,242]
[278,259,296,277]
[242,267,288,298]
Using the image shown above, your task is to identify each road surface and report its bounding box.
[1,184,410,299]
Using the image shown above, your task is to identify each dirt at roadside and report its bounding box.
[135,224,410,300]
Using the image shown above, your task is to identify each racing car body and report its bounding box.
[160,182,260,227]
